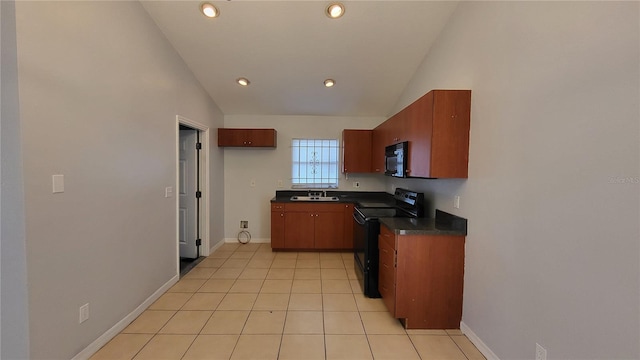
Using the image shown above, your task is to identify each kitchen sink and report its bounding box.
[290,195,340,202]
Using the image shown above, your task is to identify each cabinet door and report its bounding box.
[218,129,246,147]
[388,108,410,145]
[404,92,432,178]
[395,234,465,329]
[284,212,315,249]
[314,211,344,249]
[270,203,285,249]
[342,130,372,173]
[371,128,385,174]
[429,90,471,178]
[342,203,354,250]
[247,129,277,147]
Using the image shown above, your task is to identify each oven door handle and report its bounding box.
[353,212,366,225]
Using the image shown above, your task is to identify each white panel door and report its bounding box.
[179,129,198,259]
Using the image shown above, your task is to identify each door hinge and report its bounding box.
[196,142,202,150]
[195,239,202,246]
[196,191,202,198]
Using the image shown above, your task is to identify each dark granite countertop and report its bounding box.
[270,190,393,204]
[271,192,467,236]
[379,210,467,236]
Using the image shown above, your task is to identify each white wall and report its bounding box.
[1,1,30,358]
[222,115,386,240]
[388,2,639,359]
[14,2,224,359]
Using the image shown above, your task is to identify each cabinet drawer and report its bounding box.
[380,225,396,250]
[379,268,394,299]
[379,240,394,269]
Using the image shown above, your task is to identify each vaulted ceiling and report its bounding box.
[141,1,458,117]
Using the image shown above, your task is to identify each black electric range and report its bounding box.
[352,188,425,298]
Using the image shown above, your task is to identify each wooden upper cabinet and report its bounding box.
[372,89,471,178]
[218,128,277,148]
[409,90,471,178]
[342,130,373,173]
[387,108,410,145]
[371,127,386,174]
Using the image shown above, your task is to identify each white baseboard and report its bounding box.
[223,237,271,244]
[71,275,180,360]
[208,239,226,254]
[460,321,500,360]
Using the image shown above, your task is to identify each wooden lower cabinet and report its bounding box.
[270,203,285,249]
[342,203,354,249]
[284,211,315,249]
[378,224,465,329]
[271,202,353,250]
[313,211,344,249]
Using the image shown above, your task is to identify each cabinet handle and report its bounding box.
[280,213,283,217]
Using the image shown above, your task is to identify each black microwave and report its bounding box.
[385,141,408,177]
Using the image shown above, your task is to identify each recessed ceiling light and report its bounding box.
[324,79,335,87]
[326,3,345,19]
[236,77,250,86]
[201,3,219,18]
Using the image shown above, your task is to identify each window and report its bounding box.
[291,138,339,189]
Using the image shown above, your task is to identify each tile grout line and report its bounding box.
[116,248,479,360]
[179,249,230,360]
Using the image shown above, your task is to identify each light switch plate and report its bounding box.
[52,175,64,193]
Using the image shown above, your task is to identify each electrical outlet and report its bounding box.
[454,195,460,209]
[535,343,547,360]
[353,181,360,188]
[79,303,89,324]
[240,220,248,229]
[277,180,284,188]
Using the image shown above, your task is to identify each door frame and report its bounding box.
[175,115,211,275]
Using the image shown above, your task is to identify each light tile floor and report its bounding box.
[91,243,486,360]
